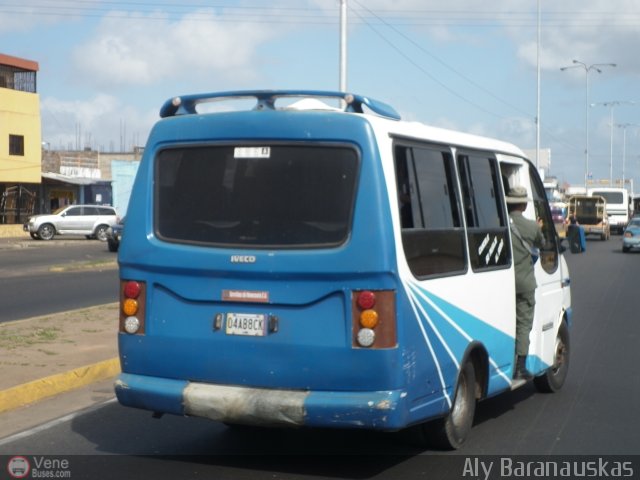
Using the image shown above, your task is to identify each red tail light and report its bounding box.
[120,280,146,335]
[357,290,376,309]
[352,290,396,349]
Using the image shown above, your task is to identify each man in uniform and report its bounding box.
[506,186,545,380]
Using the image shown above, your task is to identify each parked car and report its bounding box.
[23,205,118,241]
[622,218,640,252]
[107,216,124,252]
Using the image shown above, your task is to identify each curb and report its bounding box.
[0,358,120,414]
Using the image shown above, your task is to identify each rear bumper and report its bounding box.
[582,226,607,234]
[115,373,408,430]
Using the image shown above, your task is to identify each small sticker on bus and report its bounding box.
[234,146,271,158]
[222,290,270,303]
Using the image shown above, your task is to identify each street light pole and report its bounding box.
[535,0,541,169]
[560,60,616,189]
[339,0,347,92]
[592,101,635,185]
[615,123,640,186]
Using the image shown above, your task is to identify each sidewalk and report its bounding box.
[0,225,26,239]
[0,303,120,438]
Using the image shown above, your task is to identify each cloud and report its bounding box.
[72,8,278,89]
[496,0,640,73]
[41,94,154,151]
[345,0,640,74]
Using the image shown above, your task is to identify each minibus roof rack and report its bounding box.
[159,90,401,121]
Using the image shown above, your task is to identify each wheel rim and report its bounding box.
[39,225,53,239]
[96,227,108,241]
[451,370,471,429]
[551,335,567,377]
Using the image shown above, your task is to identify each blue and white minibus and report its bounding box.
[115,90,571,449]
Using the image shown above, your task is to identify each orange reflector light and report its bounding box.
[357,290,376,310]
[360,309,379,329]
[123,298,139,316]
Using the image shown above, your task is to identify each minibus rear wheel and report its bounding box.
[418,359,476,450]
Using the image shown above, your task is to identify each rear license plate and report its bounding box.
[225,313,267,336]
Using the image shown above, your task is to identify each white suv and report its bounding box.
[24,205,118,241]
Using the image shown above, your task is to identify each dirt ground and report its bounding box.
[0,303,119,390]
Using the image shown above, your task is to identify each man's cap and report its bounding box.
[506,186,532,204]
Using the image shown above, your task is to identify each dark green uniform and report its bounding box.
[510,210,545,356]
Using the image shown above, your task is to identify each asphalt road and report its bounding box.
[1,236,639,479]
[0,239,118,322]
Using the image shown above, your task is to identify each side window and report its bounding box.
[65,207,82,216]
[97,207,115,215]
[394,143,466,278]
[458,152,510,271]
[84,207,100,215]
[529,164,558,273]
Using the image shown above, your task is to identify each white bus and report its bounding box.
[588,187,630,233]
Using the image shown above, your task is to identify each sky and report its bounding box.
[2,0,640,187]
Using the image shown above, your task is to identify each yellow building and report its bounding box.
[0,53,41,223]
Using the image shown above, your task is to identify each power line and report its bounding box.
[2,2,640,26]
[349,6,508,120]
[352,0,530,118]
[348,2,581,156]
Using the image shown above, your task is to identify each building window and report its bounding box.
[9,135,24,156]
[0,66,36,93]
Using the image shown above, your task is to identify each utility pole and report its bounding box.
[615,123,640,186]
[339,0,347,92]
[535,0,541,169]
[591,101,635,185]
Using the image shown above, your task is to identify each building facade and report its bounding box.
[0,52,142,223]
[40,149,141,216]
[0,53,41,223]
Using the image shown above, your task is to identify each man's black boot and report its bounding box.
[514,355,533,380]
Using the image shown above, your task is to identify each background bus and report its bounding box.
[588,187,630,234]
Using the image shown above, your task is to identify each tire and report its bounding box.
[422,360,477,450]
[29,232,40,240]
[534,321,570,393]
[37,223,55,241]
[94,224,109,242]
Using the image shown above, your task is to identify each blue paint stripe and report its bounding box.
[404,281,514,392]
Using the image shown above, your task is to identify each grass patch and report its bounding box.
[0,326,62,349]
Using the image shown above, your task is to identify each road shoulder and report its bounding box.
[0,303,120,439]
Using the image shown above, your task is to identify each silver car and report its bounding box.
[23,205,118,241]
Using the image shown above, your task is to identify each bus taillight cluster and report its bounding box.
[120,280,146,335]
[352,290,397,349]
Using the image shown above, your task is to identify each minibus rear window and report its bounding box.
[154,145,358,248]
